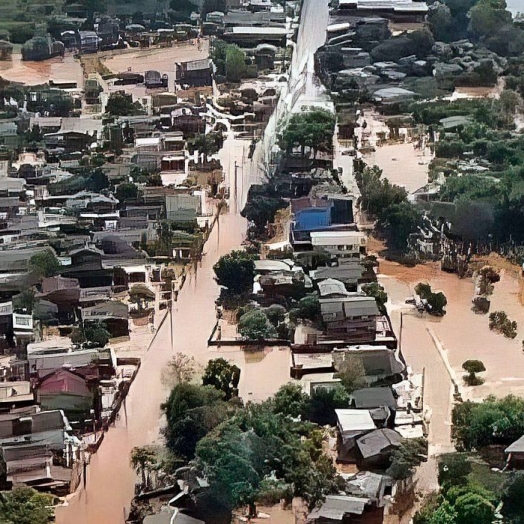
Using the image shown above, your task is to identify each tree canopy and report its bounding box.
[213,250,256,295]
[278,109,336,158]
[238,309,277,341]
[451,395,524,451]
[203,358,241,400]
[28,250,60,279]
[161,383,231,460]
[0,488,55,524]
[195,399,338,516]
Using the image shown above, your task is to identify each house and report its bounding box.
[310,262,373,292]
[0,409,70,451]
[505,435,524,469]
[333,346,405,383]
[0,122,19,150]
[355,428,403,469]
[350,387,397,411]
[175,59,213,87]
[36,368,95,423]
[310,230,367,258]
[0,381,34,408]
[82,300,129,338]
[222,26,288,46]
[0,247,55,277]
[165,194,201,223]
[337,0,428,22]
[27,339,100,376]
[307,495,383,524]
[320,296,380,344]
[335,408,376,462]
[79,31,99,53]
[39,276,80,323]
[318,278,350,298]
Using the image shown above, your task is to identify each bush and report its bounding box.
[213,251,256,295]
[438,453,472,490]
[489,310,517,338]
[238,309,277,341]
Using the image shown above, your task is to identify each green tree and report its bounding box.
[161,383,230,460]
[289,294,321,323]
[105,92,143,117]
[116,182,139,202]
[84,321,111,347]
[28,250,60,278]
[427,501,458,524]
[334,359,366,393]
[12,289,36,314]
[489,310,517,338]
[130,446,157,489]
[501,471,524,522]
[278,109,336,159]
[377,201,422,251]
[225,45,247,83]
[308,385,349,425]
[468,0,512,39]
[273,383,309,419]
[462,360,486,386]
[454,492,495,524]
[362,282,388,314]
[241,194,287,236]
[195,401,337,516]
[188,132,224,161]
[238,310,277,341]
[438,453,472,490]
[213,250,256,294]
[0,487,55,524]
[203,358,241,400]
[386,438,428,480]
[451,395,524,450]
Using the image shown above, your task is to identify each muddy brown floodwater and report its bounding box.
[0,53,83,86]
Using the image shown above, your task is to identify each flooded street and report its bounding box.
[55,83,290,524]
[0,53,83,86]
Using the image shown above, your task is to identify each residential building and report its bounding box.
[320,296,380,343]
[175,59,213,87]
[310,230,367,258]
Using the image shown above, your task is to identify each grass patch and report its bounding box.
[467,458,508,496]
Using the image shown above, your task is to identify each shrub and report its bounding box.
[489,311,517,338]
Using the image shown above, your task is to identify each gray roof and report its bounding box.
[351,387,397,409]
[345,471,391,499]
[318,278,348,297]
[320,296,379,319]
[356,429,402,459]
[506,435,524,453]
[311,265,365,283]
[82,300,128,320]
[308,495,369,521]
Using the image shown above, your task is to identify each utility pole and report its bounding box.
[169,300,174,350]
[234,161,238,213]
